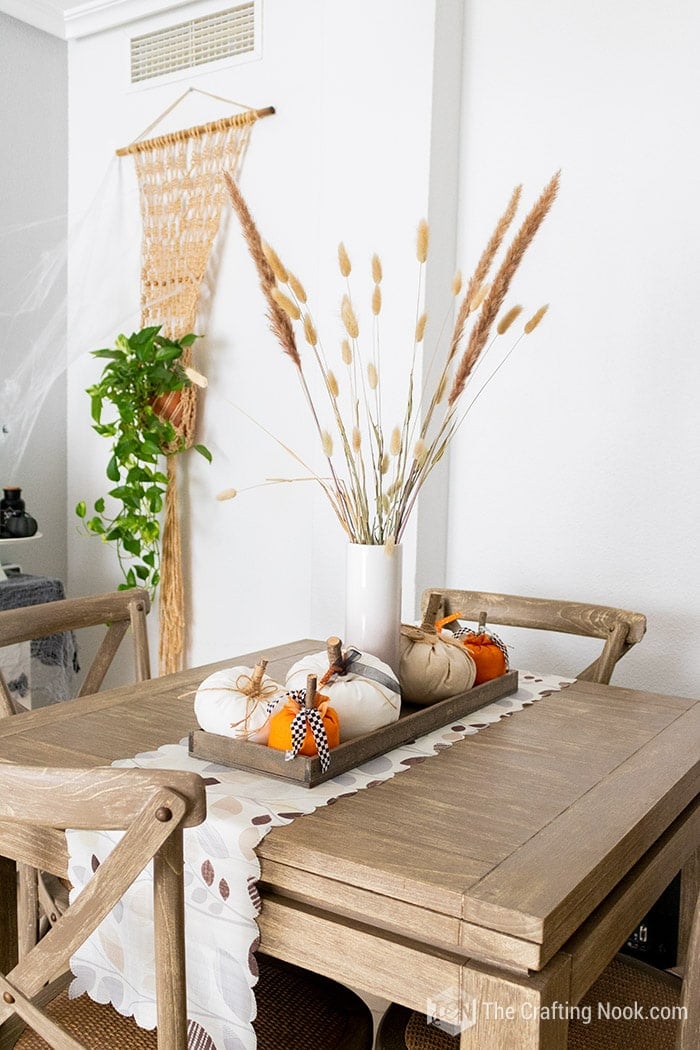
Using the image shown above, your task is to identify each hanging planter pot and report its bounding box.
[194,659,283,744]
[285,636,401,741]
[151,388,185,432]
[399,592,477,705]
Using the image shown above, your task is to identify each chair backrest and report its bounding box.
[423,588,647,684]
[0,589,151,716]
[0,763,206,1050]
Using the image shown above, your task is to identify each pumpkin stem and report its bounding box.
[478,611,487,633]
[326,636,344,676]
[250,659,268,694]
[421,591,443,634]
[305,674,317,709]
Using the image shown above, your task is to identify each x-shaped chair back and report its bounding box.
[424,588,647,684]
[0,764,206,1050]
[0,589,152,717]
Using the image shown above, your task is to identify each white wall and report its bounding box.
[447,0,700,696]
[66,0,455,669]
[0,13,68,582]
[66,0,699,699]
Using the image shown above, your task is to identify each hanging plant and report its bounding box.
[75,325,211,594]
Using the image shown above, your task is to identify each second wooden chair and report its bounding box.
[423,588,647,685]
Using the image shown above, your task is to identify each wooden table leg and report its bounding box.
[678,846,700,970]
[0,855,18,973]
[458,954,571,1050]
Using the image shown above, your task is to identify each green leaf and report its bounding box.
[87,517,105,534]
[155,345,183,362]
[194,444,213,464]
[106,455,120,483]
[94,497,105,513]
[125,568,137,588]
[92,348,123,360]
[179,333,199,347]
[75,500,87,518]
[90,395,103,425]
[131,326,160,346]
[140,441,162,458]
[123,537,140,557]
[134,564,149,580]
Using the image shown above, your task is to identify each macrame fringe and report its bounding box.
[159,455,185,675]
[132,117,255,673]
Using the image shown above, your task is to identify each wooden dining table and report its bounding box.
[0,638,698,1050]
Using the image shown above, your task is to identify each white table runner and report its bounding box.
[67,671,570,1050]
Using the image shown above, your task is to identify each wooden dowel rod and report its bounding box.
[116,106,275,157]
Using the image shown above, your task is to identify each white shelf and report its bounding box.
[0,532,43,548]
[0,533,43,577]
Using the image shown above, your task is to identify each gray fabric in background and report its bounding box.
[0,574,79,704]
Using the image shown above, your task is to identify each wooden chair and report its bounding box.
[0,590,152,957]
[0,762,374,1050]
[0,763,207,1050]
[0,588,152,717]
[375,888,699,1049]
[422,588,647,685]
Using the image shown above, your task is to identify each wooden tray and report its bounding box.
[189,669,519,787]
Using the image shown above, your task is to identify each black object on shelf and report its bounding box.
[621,872,681,969]
[0,487,38,538]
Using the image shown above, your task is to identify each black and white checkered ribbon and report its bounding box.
[453,627,510,668]
[282,689,332,772]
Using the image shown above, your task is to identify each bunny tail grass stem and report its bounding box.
[448,171,559,407]
[222,394,352,534]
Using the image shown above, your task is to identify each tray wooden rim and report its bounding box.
[189,669,520,787]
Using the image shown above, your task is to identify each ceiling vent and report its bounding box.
[130,3,256,85]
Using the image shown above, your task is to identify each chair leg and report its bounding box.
[17,863,39,959]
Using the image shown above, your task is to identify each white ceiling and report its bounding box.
[0,0,194,39]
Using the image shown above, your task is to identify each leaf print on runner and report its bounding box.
[187,1019,218,1049]
[246,876,261,914]
[201,859,215,886]
[214,949,256,1021]
[196,821,232,859]
[219,878,230,901]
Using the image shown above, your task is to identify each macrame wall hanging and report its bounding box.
[117,89,274,674]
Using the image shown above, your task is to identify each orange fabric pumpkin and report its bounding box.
[268,692,340,757]
[455,628,509,685]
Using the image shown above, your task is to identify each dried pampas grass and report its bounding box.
[225,172,558,544]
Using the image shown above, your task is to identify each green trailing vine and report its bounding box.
[75,325,211,594]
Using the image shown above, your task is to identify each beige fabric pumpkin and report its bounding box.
[285,648,401,742]
[194,664,284,743]
[399,625,477,705]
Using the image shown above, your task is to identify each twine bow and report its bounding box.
[283,689,332,772]
[234,671,279,701]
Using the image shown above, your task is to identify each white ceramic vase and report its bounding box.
[345,543,403,675]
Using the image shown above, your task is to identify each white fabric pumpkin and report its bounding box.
[399,625,477,705]
[194,665,284,743]
[285,649,401,741]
